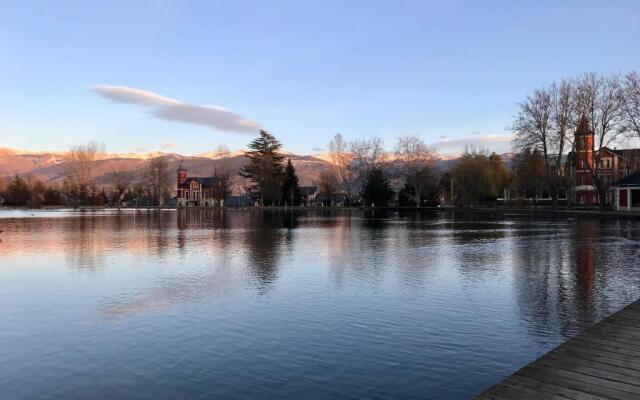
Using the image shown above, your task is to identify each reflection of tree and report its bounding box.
[64,214,106,271]
[513,219,603,342]
[243,211,289,293]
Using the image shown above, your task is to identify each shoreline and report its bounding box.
[2,205,640,220]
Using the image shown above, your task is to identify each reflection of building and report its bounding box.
[575,222,596,302]
[313,193,347,207]
[175,162,224,207]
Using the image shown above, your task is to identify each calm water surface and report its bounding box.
[1,209,640,399]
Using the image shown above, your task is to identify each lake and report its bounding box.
[1,209,640,399]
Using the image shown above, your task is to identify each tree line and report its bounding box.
[238,130,513,208]
[0,131,510,209]
[0,140,176,207]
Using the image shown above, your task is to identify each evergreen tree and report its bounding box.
[281,159,301,206]
[240,130,285,205]
[5,175,31,206]
[361,168,394,206]
[44,187,62,206]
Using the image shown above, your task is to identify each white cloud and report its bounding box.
[431,134,514,153]
[160,142,176,149]
[92,85,261,134]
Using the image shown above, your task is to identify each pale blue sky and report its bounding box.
[1,0,639,155]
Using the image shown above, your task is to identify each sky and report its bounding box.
[1,0,639,156]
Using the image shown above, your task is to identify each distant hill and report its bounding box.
[0,147,334,194]
[0,147,515,194]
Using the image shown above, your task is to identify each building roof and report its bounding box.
[613,171,640,187]
[299,186,318,196]
[314,193,346,202]
[178,176,221,189]
[224,195,253,207]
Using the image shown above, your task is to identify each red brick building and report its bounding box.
[569,116,640,206]
[175,162,225,207]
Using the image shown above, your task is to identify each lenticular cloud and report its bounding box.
[92,85,261,134]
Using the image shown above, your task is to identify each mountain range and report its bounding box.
[0,148,335,193]
[0,147,512,194]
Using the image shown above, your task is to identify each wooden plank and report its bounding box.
[474,299,640,399]
[588,322,640,342]
[542,353,640,381]
[582,328,640,347]
[498,375,608,400]
[481,382,573,400]
[552,346,640,373]
[567,338,640,358]
[517,364,640,399]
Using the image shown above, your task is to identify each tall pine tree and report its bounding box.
[240,130,285,205]
[361,168,394,206]
[281,159,301,206]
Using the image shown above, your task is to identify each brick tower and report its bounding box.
[177,160,187,188]
[574,115,595,204]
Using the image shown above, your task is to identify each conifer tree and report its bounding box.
[240,130,285,205]
[361,168,394,206]
[281,159,301,206]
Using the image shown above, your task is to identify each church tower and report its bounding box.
[177,160,188,188]
[574,115,595,204]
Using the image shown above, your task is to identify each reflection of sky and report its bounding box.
[2,209,640,399]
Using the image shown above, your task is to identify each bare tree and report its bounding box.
[107,161,133,206]
[318,168,339,196]
[64,140,106,204]
[395,135,438,207]
[148,157,170,206]
[327,134,355,205]
[513,81,572,209]
[213,144,231,205]
[575,73,624,207]
[214,144,231,175]
[621,71,640,138]
[350,136,386,190]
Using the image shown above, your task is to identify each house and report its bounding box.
[501,115,640,207]
[175,162,225,207]
[567,116,640,205]
[224,195,254,208]
[613,172,640,211]
[299,186,318,206]
[313,193,347,207]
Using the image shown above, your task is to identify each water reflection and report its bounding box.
[243,211,289,292]
[2,209,640,400]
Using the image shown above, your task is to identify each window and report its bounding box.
[632,190,640,208]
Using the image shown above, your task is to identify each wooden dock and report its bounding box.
[475,299,640,400]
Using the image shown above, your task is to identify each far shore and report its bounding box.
[2,205,640,220]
